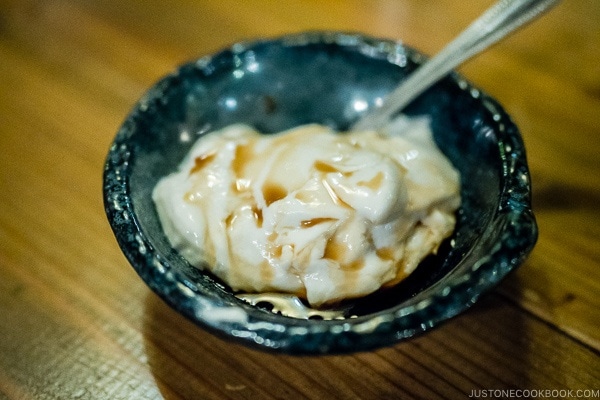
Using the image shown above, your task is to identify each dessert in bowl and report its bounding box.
[103,31,537,354]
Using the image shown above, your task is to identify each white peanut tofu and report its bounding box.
[153,116,460,306]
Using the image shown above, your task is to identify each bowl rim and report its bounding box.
[103,30,538,354]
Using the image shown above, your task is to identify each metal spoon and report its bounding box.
[353,0,560,131]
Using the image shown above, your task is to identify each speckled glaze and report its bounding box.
[103,31,537,354]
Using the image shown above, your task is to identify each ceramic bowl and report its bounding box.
[103,31,537,354]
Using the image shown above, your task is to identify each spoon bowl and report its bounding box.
[104,31,537,354]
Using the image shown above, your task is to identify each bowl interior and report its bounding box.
[104,32,536,353]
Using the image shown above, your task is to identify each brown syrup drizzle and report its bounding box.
[262,182,288,206]
[357,171,384,190]
[251,205,263,228]
[232,142,255,177]
[300,218,337,228]
[189,152,216,175]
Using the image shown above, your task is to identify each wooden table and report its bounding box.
[1,1,598,398]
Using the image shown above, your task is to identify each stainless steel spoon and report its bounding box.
[353,0,560,131]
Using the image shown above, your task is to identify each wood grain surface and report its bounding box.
[1,0,599,399]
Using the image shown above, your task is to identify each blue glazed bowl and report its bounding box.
[103,31,537,354]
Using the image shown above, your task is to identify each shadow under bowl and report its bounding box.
[103,31,537,354]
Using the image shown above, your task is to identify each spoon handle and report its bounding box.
[353,0,560,131]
